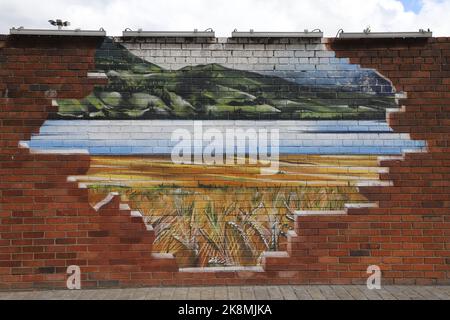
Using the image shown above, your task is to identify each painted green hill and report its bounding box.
[55,40,397,120]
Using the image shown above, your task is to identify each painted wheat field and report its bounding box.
[77,155,378,268]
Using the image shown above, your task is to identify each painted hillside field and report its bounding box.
[54,39,397,120]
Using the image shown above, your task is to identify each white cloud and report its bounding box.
[0,0,448,37]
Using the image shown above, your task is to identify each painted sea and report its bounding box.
[26,120,424,155]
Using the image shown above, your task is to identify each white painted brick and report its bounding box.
[265,44,286,50]
[286,44,306,50]
[182,43,203,50]
[223,44,244,50]
[207,57,227,64]
[306,44,326,50]
[164,57,176,63]
[141,43,160,50]
[232,50,253,57]
[124,43,140,50]
[202,43,223,50]
[211,51,229,57]
[244,44,265,50]
[151,57,166,64]
[295,64,316,71]
[185,57,197,64]
[316,64,337,71]
[175,57,187,63]
[141,50,152,57]
[274,50,294,57]
[201,50,212,57]
[253,64,275,71]
[298,58,309,64]
[294,51,314,58]
[141,49,153,57]
[161,43,182,49]
[191,50,211,57]
[170,50,185,57]
[275,64,296,71]
[253,50,274,57]
[159,50,171,57]
[315,50,335,58]
[227,57,248,64]
[195,57,207,64]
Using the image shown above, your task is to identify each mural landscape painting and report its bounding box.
[25,38,426,268]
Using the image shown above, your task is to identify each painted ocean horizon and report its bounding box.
[25,119,425,156]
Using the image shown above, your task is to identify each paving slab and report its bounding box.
[279,286,297,300]
[1,286,449,300]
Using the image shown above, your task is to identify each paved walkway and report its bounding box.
[1,286,449,300]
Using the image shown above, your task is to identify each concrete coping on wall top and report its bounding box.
[232,31,323,38]
[116,36,327,44]
[338,31,432,39]
[123,30,215,38]
[121,30,325,39]
[9,28,107,37]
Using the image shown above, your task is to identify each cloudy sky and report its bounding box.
[0,0,448,37]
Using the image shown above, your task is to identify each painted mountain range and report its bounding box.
[54,39,397,120]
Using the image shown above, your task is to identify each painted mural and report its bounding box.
[24,37,426,268]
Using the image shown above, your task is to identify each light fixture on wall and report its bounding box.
[48,19,70,30]
[10,20,106,36]
[9,27,107,36]
[122,28,215,38]
[337,28,432,39]
[231,29,323,38]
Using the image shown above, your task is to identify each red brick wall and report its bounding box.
[262,38,449,285]
[327,37,450,284]
[0,35,449,290]
[0,35,177,290]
